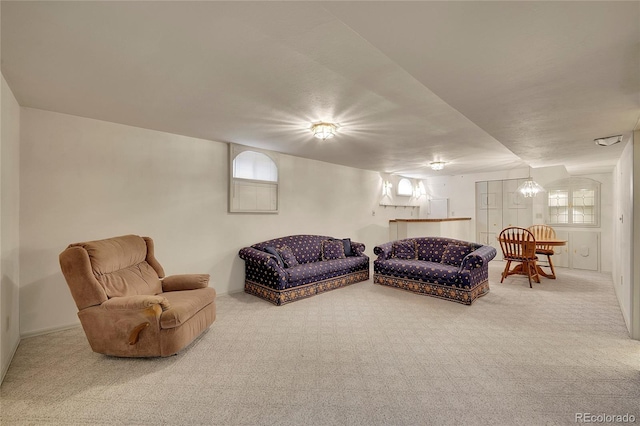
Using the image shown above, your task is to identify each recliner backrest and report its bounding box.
[60,235,165,310]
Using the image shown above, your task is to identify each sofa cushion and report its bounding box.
[322,240,346,260]
[441,244,473,266]
[416,238,450,262]
[375,259,459,285]
[264,246,285,268]
[278,245,299,268]
[253,235,330,264]
[392,240,418,260]
[287,256,369,287]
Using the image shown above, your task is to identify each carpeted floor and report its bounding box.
[1,262,639,425]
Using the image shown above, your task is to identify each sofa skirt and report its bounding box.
[245,269,370,306]
[373,273,489,305]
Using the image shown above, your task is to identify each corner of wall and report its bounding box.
[1,73,22,383]
[632,130,640,339]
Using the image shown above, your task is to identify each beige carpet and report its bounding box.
[1,262,639,425]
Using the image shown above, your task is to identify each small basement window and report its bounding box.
[397,178,413,196]
[229,144,279,213]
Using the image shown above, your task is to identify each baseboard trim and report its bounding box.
[21,322,80,339]
[1,337,20,385]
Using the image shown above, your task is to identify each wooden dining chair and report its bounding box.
[498,227,539,288]
[528,224,557,279]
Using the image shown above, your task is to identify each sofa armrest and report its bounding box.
[162,274,209,292]
[239,247,283,270]
[351,241,366,257]
[373,242,394,261]
[458,245,497,272]
[102,295,171,312]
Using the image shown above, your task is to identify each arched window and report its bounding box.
[233,151,278,182]
[229,144,279,213]
[396,178,413,196]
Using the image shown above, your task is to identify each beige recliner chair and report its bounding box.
[59,234,216,357]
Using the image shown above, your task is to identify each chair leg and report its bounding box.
[525,261,533,288]
[547,255,556,279]
[501,260,511,283]
[531,260,540,284]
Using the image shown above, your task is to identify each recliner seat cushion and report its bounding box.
[160,288,216,329]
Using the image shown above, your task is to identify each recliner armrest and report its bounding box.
[102,295,171,312]
[162,274,210,292]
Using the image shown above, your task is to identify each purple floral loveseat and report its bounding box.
[239,235,369,305]
[373,237,496,305]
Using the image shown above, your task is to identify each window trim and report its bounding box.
[545,177,600,228]
[229,144,279,214]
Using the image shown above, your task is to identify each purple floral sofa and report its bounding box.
[239,235,369,305]
[373,237,496,305]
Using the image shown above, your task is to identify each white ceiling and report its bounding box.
[2,1,638,178]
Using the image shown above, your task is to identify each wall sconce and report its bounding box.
[382,180,393,197]
[413,181,426,198]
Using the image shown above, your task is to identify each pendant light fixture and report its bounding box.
[517,170,545,198]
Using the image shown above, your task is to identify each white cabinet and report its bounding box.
[569,231,600,271]
[553,230,570,268]
[537,230,599,271]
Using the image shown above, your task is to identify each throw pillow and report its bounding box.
[331,238,353,256]
[264,246,285,268]
[322,239,346,260]
[441,244,473,266]
[277,245,299,268]
[391,239,418,260]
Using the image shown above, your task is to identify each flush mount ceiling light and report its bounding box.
[594,135,623,147]
[311,122,337,140]
[430,161,445,171]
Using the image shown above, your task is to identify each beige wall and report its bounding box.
[1,75,21,381]
[18,107,409,336]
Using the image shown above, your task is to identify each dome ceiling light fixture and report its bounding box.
[594,135,623,147]
[430,161,446,171]
[311,122,337,140]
